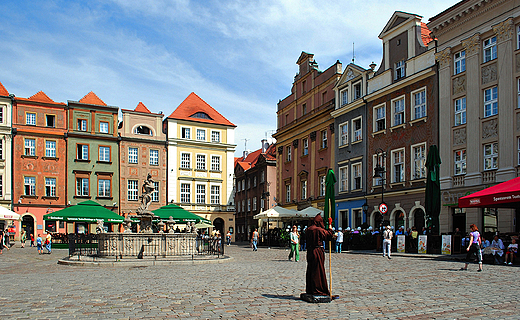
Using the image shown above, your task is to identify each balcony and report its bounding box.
[482,171,496,184]
[452,175,464,187]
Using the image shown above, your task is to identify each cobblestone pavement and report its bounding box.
[0,244,518,319]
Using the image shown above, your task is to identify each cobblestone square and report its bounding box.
[1,245,518,319]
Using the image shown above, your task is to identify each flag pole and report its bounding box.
[328,199,332,300]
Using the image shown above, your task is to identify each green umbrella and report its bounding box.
[152,204,211,224]
[43,200,124,223]
[194,221,214,229]
[324,168,336,228]
[425,145,441,235]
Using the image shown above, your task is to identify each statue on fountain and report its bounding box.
[138,173,155,215]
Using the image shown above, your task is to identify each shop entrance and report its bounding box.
[22,215,35,238]
[213,218,224,235]
[413,208,425,231]
[394,211,405,229]
[452,208,466,235]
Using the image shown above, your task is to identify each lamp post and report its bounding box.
[373,148,387,222]
[362,200,369,225]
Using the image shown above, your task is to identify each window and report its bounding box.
[181,127,190,139]
[25,139,35,156]
[285,184,291,203]
[373,153,385,186]
[26,113,36,125]
[454,51,466,74]
[181,153,190,169]
[484,87,498,117]
[395,60,405,79]
[247,178,251,189]
[339,166,348,192]
[0,139,3,159]
[392,149,405,183]
[253,176,257,187]
[302,80,306,93]
[99,146,110,162]
[211,156,220,171]
[339,123,348,146]
[129,147,138,164]
[24,177,36,196]
[247,198,251,211]
[302,138,308,156]
[483,36,497,63]
[98,179,111,197]
[301,180,307,200]
[518,25,520,50]
[319,175,326,196]
[76,178,89,196]
[286,146,291,162]
[354,83,362,100]
[341,89,348,106]
[484,143,498,170]
[322,91,327,105]
[353,118,362,142]
[99,122,109,133]
[149,149,159,166]
[77,144,89,160]
[134,126,151,135]
[392,97,405,126]
[455,97,466,126]
[181,183,190,203]
[0,107,3,123]
[302,104,307,115]
[211,131,220,142]
[196,129,206,141]
[518,138,520,165]
[196,154,206,170]
[196,185,205,204]
[253,197,257,211]
[454,150,467,175]
[412,144,426,179]
[352,163,362,190]
[77,119,87,131]
[0,175,2,196]
[45,141,56,158]
[46,115,55,127]
[127,180,138,201]
[211,185,220,204]
[151,181,159,202]
[518,79,520,108]
[413,89,426,119]
[321,130,327,149]
[375,105,386,132]
[260,171,265,183]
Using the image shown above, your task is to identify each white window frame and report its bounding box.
[99,146,110,162]
[352,162,362,190]
[286,146,291,162]
[45,177,56,197]
[211,130,220,143]
[149,149,159,166]
[180,183,191,203]
[25,138,36,156]
[374,104,386,132]
[127,180,139,201]
[151,181,159,202]
[411,143,426,180]
[391,148,405,183]
[196,154,206,170]
[76,177,89,197]
[24,176,36,196]
[98,179,111,197]
[455,97,466,126]
[0,139,3,159]
[181,127,191,139]
[454,149,467,175]
[484,143,498,171]
[253,197,257,211]
[77,119,87,131]
[247,198,251,211]
[77,144,88,160]
[26,112,36,126]
[99,121,109,133]
[339,166,348,192]
[373,154,385,186]
[517,25,520,50]
[454,50,466,75]
[301,180,307,200]
[353,82,362,100]
[196,184,206,204]
[196,128,206,141]
[395,60,405,79]
[210,185,220,204]
[412,88,426,120]
[302,138,309,156]
[391,96,405,127]
[352,117,362,142]
[517,78,520,108]
[129,147,138,164]
[340,89,348,106]
[45,140,56,158]
[319,175,326,196]
[0,106,3,124]
[339,122,348,146]
[483,36,497,63]
[285,184,291,203]
[180,152,191,169]
[211,155,221,171]
[321,130,328,149]
[484,86,498,117]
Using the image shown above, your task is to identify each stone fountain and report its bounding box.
[136,173,159,233]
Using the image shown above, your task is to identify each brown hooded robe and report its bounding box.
[305,214,334,296]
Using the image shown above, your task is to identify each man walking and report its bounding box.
[383,225,393,259]
[251,228,259,251]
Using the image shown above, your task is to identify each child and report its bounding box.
[505,238,518,265]
[36,234,43,254]
[30,234,34,247]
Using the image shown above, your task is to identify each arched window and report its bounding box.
[191,112,212,120]
[134,126,152,136]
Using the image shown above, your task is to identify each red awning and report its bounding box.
[458,177,520,208]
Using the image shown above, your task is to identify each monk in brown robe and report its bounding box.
[305,214,334,296]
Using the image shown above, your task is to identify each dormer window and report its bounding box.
[354,82,362,100]
[341,89,348,106]
[395,60,405,80]
[134,125,152,136]
[191,112,212,120]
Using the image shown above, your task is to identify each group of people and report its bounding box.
[0,229,52,255]
[480,234,518,265]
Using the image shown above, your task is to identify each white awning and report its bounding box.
[253,206,299,220]
[0,206,21,220]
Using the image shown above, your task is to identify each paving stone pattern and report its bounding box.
[0,244,518,319]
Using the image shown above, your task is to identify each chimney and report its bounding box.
[261,139,268,153]
[243,150,249,160]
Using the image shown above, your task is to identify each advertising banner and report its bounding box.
[397,235,406,253]
[418,235,427,254]
[441,235,452,255]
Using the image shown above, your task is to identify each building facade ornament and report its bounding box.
[453,128,466,146]
[482,119,498,139]
[461,33,480,56]
[452,76,466,95]
[481,63,497,84]
[435,47,451,69]
[492,18,514,43]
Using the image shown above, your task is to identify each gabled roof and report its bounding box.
[78,91,107,106]
[379,11,422,39]
[167,92,235,127]
[16,91,66,105]
[134,102,152,114]
[235,144,276,173]
[334,63,367,89]
[0,81,9,97]
[420,22,433,46]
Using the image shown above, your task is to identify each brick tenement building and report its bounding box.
[365,12,438,230]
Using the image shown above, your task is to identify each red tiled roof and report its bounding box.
[264,144,277,161]
[134,102,151,113]
[420,22,433,46]
[236,144,276,172]
[167,92,235,127]
[16,91,65,105]
[0,81,8,97]
[79,91,107,106]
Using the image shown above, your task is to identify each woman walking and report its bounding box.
[460,224,483,272]
[288,225,299,262]
[20,230,27,248]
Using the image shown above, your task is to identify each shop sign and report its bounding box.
[441,235,452,255]
[418,235,427,254]
[397,235,405,253]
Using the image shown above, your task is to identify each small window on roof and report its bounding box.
[191,112,212,120]
[134,126,152,136]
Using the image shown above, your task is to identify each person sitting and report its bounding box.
[490,235,505,264]
[505,238,518,265]
[395,226,404,235]
[481,236,493,263]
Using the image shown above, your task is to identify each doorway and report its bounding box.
[452,207,466,235]
[394,211,405,229]
[413,209,425,231]
[213,218,224,235]
[22,215,35,239]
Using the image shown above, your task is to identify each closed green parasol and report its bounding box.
[425,145,441,234]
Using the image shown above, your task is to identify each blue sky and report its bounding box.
[0,0,457,156]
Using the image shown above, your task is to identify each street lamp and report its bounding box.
[373,148,387,220]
